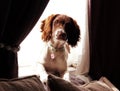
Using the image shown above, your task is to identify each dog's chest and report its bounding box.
[43,47,68,70]
[47,47,68,62]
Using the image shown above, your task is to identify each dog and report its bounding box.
[39,14,80,81]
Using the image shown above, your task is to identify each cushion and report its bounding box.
[47,74,114,91]
[47,74,87,91]
[82,81,113,91]
[0,75,46,91]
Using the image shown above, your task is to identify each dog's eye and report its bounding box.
[65,22,71,27]
[54,20,59,24]
[54,20,65,25]
[65,22,72,32]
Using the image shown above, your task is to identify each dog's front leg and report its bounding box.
[36,62,48,84]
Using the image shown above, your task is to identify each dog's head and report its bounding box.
[40,14,80,47]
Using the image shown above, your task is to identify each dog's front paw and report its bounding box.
[40,72,48,84]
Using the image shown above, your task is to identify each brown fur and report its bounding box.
[40,14,80,47]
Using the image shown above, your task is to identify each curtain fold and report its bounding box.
[0,0,49,79]
[89,0,120,89]
[75,0,90,76]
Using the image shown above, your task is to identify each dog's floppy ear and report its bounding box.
[40,14,59,42]
[66,18,80,47]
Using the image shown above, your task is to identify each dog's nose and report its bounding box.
[60,33,67,38]
[55,29,67,41]
[56,29,67,38]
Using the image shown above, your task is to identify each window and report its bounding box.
[18,0,89,77]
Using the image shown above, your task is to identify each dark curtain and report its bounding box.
[0,0,49,79]
[89,0,120,89]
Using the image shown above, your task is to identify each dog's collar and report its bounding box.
[49,44,65,52]
[48,42,65,59]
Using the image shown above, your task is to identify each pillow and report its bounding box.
[47,74,87,91]
[82,81,113,91]
[47,74,114,91]
[0,75,46,91]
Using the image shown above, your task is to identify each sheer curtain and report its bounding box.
[0,0,49,79]
[76,0,90,75]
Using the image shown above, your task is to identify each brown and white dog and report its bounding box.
[39,14,80,82]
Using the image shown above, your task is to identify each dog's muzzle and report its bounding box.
[55,29,67,41]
